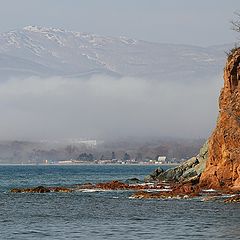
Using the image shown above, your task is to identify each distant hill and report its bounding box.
[0,26,232,81]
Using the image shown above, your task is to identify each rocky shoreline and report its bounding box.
[10,48,240,204]
[141,47,240,197]
[10,179,240,203]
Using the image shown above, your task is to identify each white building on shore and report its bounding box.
[157,156,167,163]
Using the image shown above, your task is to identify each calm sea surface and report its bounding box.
[0,165,240,240]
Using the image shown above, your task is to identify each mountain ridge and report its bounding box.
[0,25,232,80]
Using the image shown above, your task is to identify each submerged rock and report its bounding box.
[224,195,240,203]
[11,186,50,193]
[10,181,162,193]
[76,183,95,189]
[10,186,72,193]
[50,187,72,192]
[94,180,153,190]
[95,180,130,190]
[130,191,173,199]
[130,182,200,200]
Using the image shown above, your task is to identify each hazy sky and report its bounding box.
[0,0,240,46]
[0,1,238,141]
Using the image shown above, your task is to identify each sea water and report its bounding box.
[0,165,240,240]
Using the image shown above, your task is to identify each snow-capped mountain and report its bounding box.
[0,26,231,80]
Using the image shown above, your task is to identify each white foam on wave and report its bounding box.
[202,189,217,192]
[146,189,172,192]
[78,189,111,193]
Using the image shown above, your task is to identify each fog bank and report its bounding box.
[0,75,223,140]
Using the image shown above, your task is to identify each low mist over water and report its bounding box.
[0,74,222,141]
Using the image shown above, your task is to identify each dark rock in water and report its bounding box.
[130,191,172,199]
[95,180,131,190]
[10,185,72,193]
[50,187,72,192]
[10,188,23,193]
[11,186,50,193]
[130,182,200,199]
[224,195,240,203]
[125,177,141,184]
[145,142,208,184]
[33,186,50,193]
[10,181,155,193]
[76,183,95,189]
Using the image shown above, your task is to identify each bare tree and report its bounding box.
[231,11,240,33]
[225,12,240,56]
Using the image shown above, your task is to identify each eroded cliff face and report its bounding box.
[200,48,240,190]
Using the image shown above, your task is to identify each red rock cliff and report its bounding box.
[200,48,240,190]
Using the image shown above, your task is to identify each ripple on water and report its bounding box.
[0,165,240,240]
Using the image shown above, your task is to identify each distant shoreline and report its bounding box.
[0,163,179,167]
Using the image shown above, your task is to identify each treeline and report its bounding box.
[0,138,205,164]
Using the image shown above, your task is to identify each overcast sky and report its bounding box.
[0,0,240,46]
[0,1,239,141]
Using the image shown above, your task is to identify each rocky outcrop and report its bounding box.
[130,182,200,199]
[146,48,240,192]
[95,181,132,190]
[10,181,164,193]
[145,141,208,184]
[200,48,240,191]
[94,180,164,191]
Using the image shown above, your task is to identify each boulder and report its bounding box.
[145,141,208,183]
[125,177,141,184]
[144,167,164,182]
